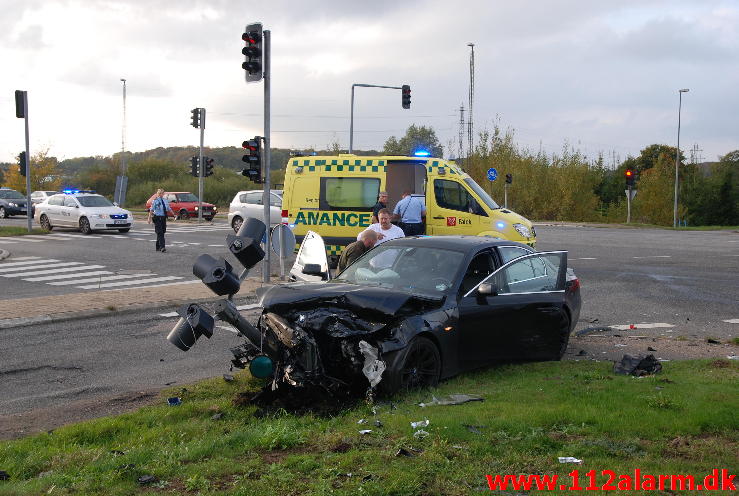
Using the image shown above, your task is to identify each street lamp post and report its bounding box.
[673,88,689,228]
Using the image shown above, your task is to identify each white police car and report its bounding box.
[34,190,134,234]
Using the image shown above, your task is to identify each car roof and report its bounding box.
[383,235,533,252]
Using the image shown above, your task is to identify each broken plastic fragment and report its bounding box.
[395,448,416,457]
[358,340,386,388]
[0,471,9,481]
[413,429,429,439]
[418,394,484,407]
[167,397,182,406]
[558,457,583,464]
[411,419,430,429]
[357,418,368,424]
[137,475,158,485]
[374,420,383,427]
[358,429,373,435]
[223,374,235,382]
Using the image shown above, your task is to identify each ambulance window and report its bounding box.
[320,177,379,211]
[434,179,486,215]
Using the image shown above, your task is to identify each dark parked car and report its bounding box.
[0,188,31,218]
[169,231,581,397]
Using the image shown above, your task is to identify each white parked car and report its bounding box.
[228,189,282,232]
[30,190,60,204]
[35,192,134,234]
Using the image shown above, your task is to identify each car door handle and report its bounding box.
[433,216,445,219]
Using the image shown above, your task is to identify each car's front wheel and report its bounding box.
[0,207,7,219]
[231,215,243,233]
[79,217,92,235]
[382,336,441,395]
[178,210,189,220]
[40,214,53,231]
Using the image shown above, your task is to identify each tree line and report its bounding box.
[0,128,736,226]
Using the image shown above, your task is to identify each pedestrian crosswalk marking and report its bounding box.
[76,275,182,289]
[0,261,81,273]
[24,270,113,282]
[2,264,106,278]
[0,258,58,268]
[48,273,148,285]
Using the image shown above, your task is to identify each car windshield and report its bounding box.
[464,178,500,209]
[176,193,199,202]
[0,190,25,199]
[77,195,114,207]
[336,244,465,296]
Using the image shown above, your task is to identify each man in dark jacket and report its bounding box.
[337,229,378,272]
[370,191,388,224]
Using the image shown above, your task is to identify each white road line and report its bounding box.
[24,270,113,282]
[575,257,597,260]
[76,276,182,289]
[0,237,43,243]
[632,255,672,259]
[0,258,59,267]
[0,262,83,273]
[22,235,67,241]
[208,244,222,247]
[106,279,200,291]
[158,302,260,318]
[46,233,102,239]
[0,239,18,244]
[3,256,42,261]
[48,274,146,285]
[611,323,675,330]
[722,319,739,324]
[2,265,106,278]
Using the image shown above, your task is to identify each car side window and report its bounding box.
[167,194,177,202]
[31,192,40,198]
[239,194,248,203]
[48,195,63,206]
[433,179,484,214]
[269,194,282,206]
[497,246,533,264]
[489,253,565,294]
[63,197,77,207]
[246,192,262,205]
[461,251,495,294]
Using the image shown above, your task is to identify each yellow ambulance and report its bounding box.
[282,153,536,260]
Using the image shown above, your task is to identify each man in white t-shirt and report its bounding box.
[357,208,404,246]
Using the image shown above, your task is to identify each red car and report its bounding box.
[145,192,217,221]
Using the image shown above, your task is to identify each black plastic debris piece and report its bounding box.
[0,471,9,481]
[575,325,614,337]
[211,413,224,421]
[362,474,374,483]
[223,374,235,382]
[577,349,587,356]
[167,397,182,406]
[706,338,721,344]
[110,450,126,456]
[647,346,657,352]
[464,424,486,435]
[137,475,158,485]
[418,394,484,407]
[395,448,416,457]
[613,354,662,376]
[374,420,383,427]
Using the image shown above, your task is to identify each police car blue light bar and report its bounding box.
[413,150,431,157]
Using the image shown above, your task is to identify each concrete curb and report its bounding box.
[0,294,261,330]
[0,249,10,261]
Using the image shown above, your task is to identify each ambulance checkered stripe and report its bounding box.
[289,158,463,176]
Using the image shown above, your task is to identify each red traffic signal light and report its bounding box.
[242,23,263,82]
[625,169,636,187]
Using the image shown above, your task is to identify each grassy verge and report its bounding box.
[1,360,737,495]
[0,227,47,237]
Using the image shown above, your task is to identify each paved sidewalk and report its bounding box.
[0,278,267,326]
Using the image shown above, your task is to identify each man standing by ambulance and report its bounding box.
[393,190,426,236]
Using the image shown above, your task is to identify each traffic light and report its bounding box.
[204,157,214,177]
[401,84,411,109]
[505,173,513,184]
[190,108,201,128]
[190,156,200,177]
[193,254,241,296]
[625,169,635,187]
[241,137,262,183]
[18,151,27,177]
[167,303,214,352]
[242,23,263,82]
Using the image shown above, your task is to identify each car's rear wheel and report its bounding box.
[178,210,189,220]
[40,214,53,231]
[549,312,571,361]
[231,215,243,233]
[118,228,130,233]
[0,207,6,219]
[79,217,92,235]
[382,336,441,395]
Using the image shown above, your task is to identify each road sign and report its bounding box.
[625,189,637,201]
[271,224,296,280]
[487,168,498,181]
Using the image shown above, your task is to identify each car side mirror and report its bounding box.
[477,282,497,296]
[302,263,328,280]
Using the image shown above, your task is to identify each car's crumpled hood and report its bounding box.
[258,282,443,319]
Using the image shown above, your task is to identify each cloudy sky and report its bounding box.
[1,0,737,165]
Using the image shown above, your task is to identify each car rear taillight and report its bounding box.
[566,277,580,292]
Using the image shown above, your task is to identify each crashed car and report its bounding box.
[198,232,582,396]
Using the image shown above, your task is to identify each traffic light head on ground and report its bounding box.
[193,254,241,296]
[166,303,214,351]
[401,84,411,109]
[242,23,263,82]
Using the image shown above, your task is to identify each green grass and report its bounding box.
[0,360,737,495]
[0,227,47,237]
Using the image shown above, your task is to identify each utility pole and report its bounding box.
[458,105,465,165]
[15,90,31,233]
[262,29,272,283]
[467,43,475,160]
[673,89,689,228]
[120,79,127,178]
[198,108,206,222]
